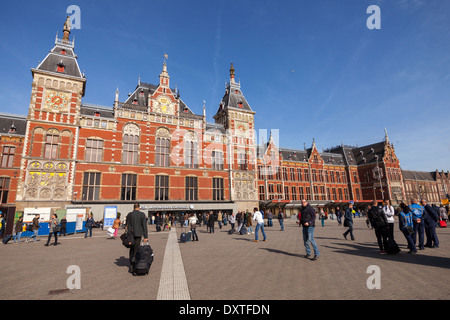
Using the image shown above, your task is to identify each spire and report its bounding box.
[384,128,390,144]
[62,16,71,42]
[230,63,235,84]
[312,138,316,150]
[203,100,206,117]
[159,60,170,87]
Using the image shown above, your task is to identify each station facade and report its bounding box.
[0,18,449,230]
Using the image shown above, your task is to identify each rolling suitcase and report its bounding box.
[239,225,247,235]
[180,232,187,243]
[2,234,12,244]
[228,228,235,234]
[186,231,192,242]
[439,218,447,228]
[134,242,154,276]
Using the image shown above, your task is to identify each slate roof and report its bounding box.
[80,104,115,119]
[402,170,436,181]
[215,81,254,117]
[0,113,27,135]
[122,82,198,118]
[34,40,83,79]
[326,141,386,166]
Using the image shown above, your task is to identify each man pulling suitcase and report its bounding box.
[125,203,149,276]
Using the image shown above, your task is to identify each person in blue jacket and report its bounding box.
[398,202,417,254]
[421,199,439,248]
[409,198,426,250]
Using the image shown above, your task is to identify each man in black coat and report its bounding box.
[421,199,439,248]
[367,200,389,254]
[126,203,148,274]
[300,199,320,261]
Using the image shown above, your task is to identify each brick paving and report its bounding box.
[0,217,449,300]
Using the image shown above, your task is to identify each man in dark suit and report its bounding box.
[421,199,439,248]
[126,203,148,274]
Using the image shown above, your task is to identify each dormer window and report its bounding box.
[61,49,66,55]
[57,60,65,73]
[9,124,17,134]
[94,111,100,117]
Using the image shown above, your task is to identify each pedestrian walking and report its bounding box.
[60,217,67,236]
[278,210,285,231]
[217,211,223,229]
[319,209,326,227]
[229,212,236,232]
[188,213,199,241]
[336,207,342,226]
[45,214,60,246]
[246,210,253,234]
[26,214,40,243]
[300,199,320,261]
[253,207,266,242]
[13,216,23,243]
[125,203,148,276]
[343,203,355,240]
[209,211,216,233]
[421,199,439,248]
[439,205,448,223]
[84,213,94,238]
[112,213,121,239]
[267,211,273,227]
[398,202,417,254]
[367,200,389,254]
[382,200,395,241]
[409,198,425,250]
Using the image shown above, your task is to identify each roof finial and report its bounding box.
[62,16,71,41]
[384,128,390,144]
[230,63,235,84]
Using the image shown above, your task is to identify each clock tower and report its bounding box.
[15,17,86,211]
[213,63,258,211]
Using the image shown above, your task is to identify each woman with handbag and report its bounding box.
[398,203,417,254]
[45,214,60,246]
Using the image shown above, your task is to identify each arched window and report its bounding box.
[122,123,140,165]
[155,128,171,167]
[184,131,199,169]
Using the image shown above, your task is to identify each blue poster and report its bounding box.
[103,206,117,229]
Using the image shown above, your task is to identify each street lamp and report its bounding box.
[373,155,384,201]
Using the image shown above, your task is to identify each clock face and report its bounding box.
[235,121,248,136]
[45,91,69,111]
[156,96,175,115]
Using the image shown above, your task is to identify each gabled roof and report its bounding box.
[122,82,197,117]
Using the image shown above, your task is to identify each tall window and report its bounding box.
[185,176,198,201]
[85,139,104,162]
[212,150,224,170]
[155,128,171,167]
[212,177,224,201]
[44,132,59,159]
[155,137,170,167]
[121,174,137,201]
[184,132,199,169]
[1,146,15,168]
[238,150,247,171]
[82,172,101,201]
[155,175,169,201]
[0,177,10,204]
[122,134,139,165]
[291,186,297,201]
[259,185,266,201]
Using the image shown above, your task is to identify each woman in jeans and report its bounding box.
[45,214,60,246]
[188,213,199,241]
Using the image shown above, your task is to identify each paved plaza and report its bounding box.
[0,217,449,301]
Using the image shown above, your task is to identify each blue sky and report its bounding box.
[0,0,449,172]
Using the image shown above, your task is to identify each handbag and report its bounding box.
[405,226,414,235]
[53,225,60,233]
[120,229,134,248]
[439,219,447,228]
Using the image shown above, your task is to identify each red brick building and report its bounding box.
[0,18,448,224]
